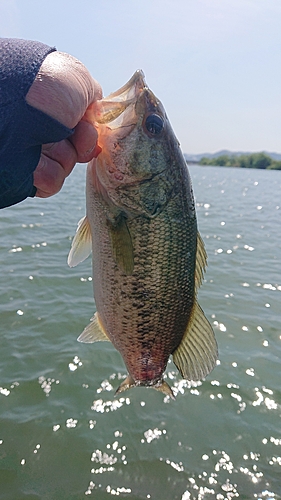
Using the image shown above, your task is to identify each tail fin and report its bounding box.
[115,375,175,400]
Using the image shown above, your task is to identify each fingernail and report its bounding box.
[93,144,102,158]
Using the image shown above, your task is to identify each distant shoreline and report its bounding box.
[186,152,281,170]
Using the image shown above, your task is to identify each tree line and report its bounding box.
[199,152,281,170]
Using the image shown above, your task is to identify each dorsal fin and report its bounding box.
[172,300,218,381]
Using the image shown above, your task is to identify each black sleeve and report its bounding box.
[0,38,74,209]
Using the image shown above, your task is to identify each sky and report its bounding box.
[1,0,281,154]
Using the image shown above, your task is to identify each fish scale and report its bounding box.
[68,70,218,398]
[89,189,194,380]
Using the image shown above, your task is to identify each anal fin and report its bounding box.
[173,301,218,381]
[77,312,110,343]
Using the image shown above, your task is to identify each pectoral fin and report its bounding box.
[68,216,92,267]
[173,301,218,381]
[77,312,110,343]
[195,232,207,290]
[107,214,134,275]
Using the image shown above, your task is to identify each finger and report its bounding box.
[34,139,78,197]
[91,77,103,102]
[33,155,67,198]
[69,120,100,163]
[42,139,77,176]
[26,52,103,129]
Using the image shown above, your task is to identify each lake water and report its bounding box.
[0,165,280,500]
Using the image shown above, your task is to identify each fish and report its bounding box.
[68,70,218,399]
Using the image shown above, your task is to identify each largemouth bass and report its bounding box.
[68,70,218,398]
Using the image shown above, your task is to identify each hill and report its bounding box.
[184,150,281,162]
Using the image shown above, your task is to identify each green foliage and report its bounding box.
[267,160,281,170]
[199,152,280,170]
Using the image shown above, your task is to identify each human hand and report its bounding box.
[26,51,102,198]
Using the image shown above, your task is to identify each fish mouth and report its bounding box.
[92,70,164,133]
[105,69,146,101]
[93,70,147,126]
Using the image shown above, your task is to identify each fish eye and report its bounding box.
[144,114,164,135]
